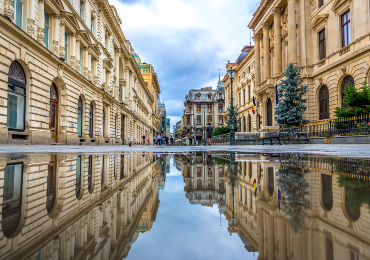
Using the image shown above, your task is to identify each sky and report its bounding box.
[110,0,260,131]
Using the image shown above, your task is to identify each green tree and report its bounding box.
[226,97,241,131]
[334,82,370,119]
[275,63,309,128]
[212,126,230,136]
[337,175,370,212]
[277,163,311,234]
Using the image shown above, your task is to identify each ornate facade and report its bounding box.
[0,0,160,145]
[224,0,370,132]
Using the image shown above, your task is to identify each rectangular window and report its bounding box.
[207,104,212,112]
[207,115,212,124]
[80,47,83,73]
[7,83,25,130]
[219,104,223,112]
[91,59,94,83]
[341,11,351,47]
[44,11,50,49]
[3,163,23,211]
[197,104,201,112]
[91,17,94,34]
[197,115,201,124]
[64,32,68,63]
[243,89,246,104]
[219,116,223,124]
[319,29,326,60]
[188,105,192,112]
[187,115,190,124]
[319,0,324,8]
[14,0,24,29]
[80,1,84,20]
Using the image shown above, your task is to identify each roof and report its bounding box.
[235,46,254,65]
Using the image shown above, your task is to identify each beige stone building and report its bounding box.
[224,0,370,132]
[183,84,225,141]
[0,152,161,259]
[0,0,160,145]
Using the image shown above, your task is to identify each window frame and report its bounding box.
[341,11,351,47]
[319,29,326,60]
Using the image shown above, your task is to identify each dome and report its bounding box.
[234,45,254,65]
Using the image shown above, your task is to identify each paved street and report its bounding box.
[0,144,369,158]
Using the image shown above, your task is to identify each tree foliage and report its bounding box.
[212,126,230,136]
[337,175,370,212]
[334,82,370,119]
[275,63,309,128]
[226,97,242,131]
[276,163,311,234]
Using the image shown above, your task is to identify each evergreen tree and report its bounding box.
[277,163,311,234]
[275,63,309,128]
[226,97,242,131]
[334,82,370,118]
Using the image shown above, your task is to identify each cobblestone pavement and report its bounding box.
[0,144,369,158]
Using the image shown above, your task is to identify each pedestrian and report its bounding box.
[189,133,193,146]
[206,123,214,146]
[142,135,146,145]
[156,133,161,146]
[170,136,174,145]
[160,133,163,146]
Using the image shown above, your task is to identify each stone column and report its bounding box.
[70,34,76,69]
[278,219,287,260]
[123,189,128,225]
[53,15,59,56]
[27,0,35,37]
[273,8,283,76]
[262,23,271,81]
[115,51,120,99]
[64,228,71,260]
[253,35,262,86]
[76,40,80,71]
[70,225,76,259]
[288,0,297,64]
[247,189,252,210]
[37,0,45,44]
[84,47,89,78]
[88,52,92,80]
[59,22,65,60]
[266,214,275,260]
[84,215,88,245]
[52,237,59,260]
[257,208,264,259]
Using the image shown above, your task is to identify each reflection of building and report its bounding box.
[0,153,161,259]
[218,153,370,259]
[179,152,226,211]
[174,121,182,140]
[158,102,167,136]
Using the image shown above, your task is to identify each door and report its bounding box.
[50,84,58,142]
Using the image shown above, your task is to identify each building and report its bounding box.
[0,0,160,145]
[183,81,225,141]
[174,120,182,140]
[0,152,161,259]
[158,101,167,135]
[166,118,170,138]
[224,0,370,132]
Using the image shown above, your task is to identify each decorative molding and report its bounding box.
[37,27,45,43]
[272,7,284,16]
[27,19,35,37]
[4,0,14,19]
[311,14,329,32]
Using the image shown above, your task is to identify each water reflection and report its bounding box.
[1,152,370,259]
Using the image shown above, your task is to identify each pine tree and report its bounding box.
[277,163,311,234]
[275,63,309,128]
[226,97,242,131]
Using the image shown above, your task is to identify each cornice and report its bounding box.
[248,0,274,30]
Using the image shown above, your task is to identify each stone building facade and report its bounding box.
[224,0,370,132]
[183,84,225,141]
[0,0,160,145]
[0,152,161,259]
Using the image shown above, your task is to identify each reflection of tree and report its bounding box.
[337,176,370,213]
[277,163,311,234]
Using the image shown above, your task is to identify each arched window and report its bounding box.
[101,155,106,187]
[121,115,125,141]
[248,114,251,132]
[2,163,23,238]
[120,155,125,179]
[243,116,246,131]
[344,186,360,221]
[319,85,329,120]
[50,84,58,142]
[46,157,56,213]
[341,75,355,108]
[249,162,252,179]
[268,167,274,196]
[113,156,116,178]
[76,156,82,199]
[102,108,106,137]
[115,114,118,138]
[266,98,272,126]
[321,174,333,211]
[7,61,26,130]
[89,103,94,138]
[248,86,251,102]
[77,97,83,137]
[88,155,93,193]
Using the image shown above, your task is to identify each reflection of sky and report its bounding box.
[126,158,257,260]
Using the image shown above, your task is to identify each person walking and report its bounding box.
[142,135,146,145]
[189,133,193,146]
[170,136,174,145]
[156,133,161,146]
[160,133,163,146]
[206,123,214,146]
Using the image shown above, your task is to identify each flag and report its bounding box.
[275,84,279,105]
[253,179,257,198]
[252,96,256,115]
[278,188,281,211]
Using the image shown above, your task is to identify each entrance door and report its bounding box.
[50,84,58,142]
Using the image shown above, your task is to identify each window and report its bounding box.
[345,186,360,221]
[319,0,324,8]
[319,85,329,120]
[326,237,334,260]
[76,156,82,198]
[197,104,201,112]
[50,84,58,137]
[239,93,241,105]
[44,11,50,49]
[64,32,68,63]
[46,158,56,213]
[248,115,251,132]
[219,92,222,98]
[187,115,190,124]
[207,115,212,124]
[89,102,94,138]
[243,89,246,104]
[14,0,23,29]
[102,107,106,137]
[196,95,200,100]
[219,104,223,112]
[2,163,23,238]
[79,47,83,73]
[77,97,83,137]
[88,155,93,193]
[80,1,84,20]
[91,16,94,34]
[351,251,361,260]
[321,174,333,210]
[120,155,125,179]
[208,94,212,100]
[207,104,212,112]
[219,116,223,124]
[243,72,245,78]
[197,115,201,124]
[341,11,351,47]
[101,155,106,186]
[268,167,274,196]
[341,75,354,108]
[267,98,272,126]
[248,86,251,101]
[319,29,326,60]
[7,61,26,130]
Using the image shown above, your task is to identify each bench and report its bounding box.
[261,131,283,145]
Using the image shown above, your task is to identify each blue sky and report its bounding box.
[110,0,260,131]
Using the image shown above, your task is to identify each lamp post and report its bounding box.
[202,104,206,145]
[228,67,236,145]
[193,117,196,144]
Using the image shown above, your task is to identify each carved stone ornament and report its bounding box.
[94,77,99,85]
[27,19,35,36]
[53,41,59,55]
[59,46,65,59]
[53,238,59,252]
[88,71,92,80]
[252,34,262,42]
[46,243,53,258]
[272,7,284,16]
[57,64,64,79]
[70,56,76,68]
[65,228,71,242]
[4,0,14,19]
[84,67,89,78]
[340,66,347,75]
[75,60,80,71]
[37,27,45,43]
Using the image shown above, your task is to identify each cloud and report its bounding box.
[110,0,260,131]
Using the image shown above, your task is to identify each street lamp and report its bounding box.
[228,66,236,145]
[202,104,206,145]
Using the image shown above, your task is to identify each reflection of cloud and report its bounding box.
[110,0,260,131]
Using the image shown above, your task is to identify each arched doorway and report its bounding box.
[7,61,26,130]
[89,103,94,138]
[248,114,251,132]
[341,75,355,108]
[266,98,272,126]
[50,84,58,142]
[319,85,329,120]
[77,97,83,137]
